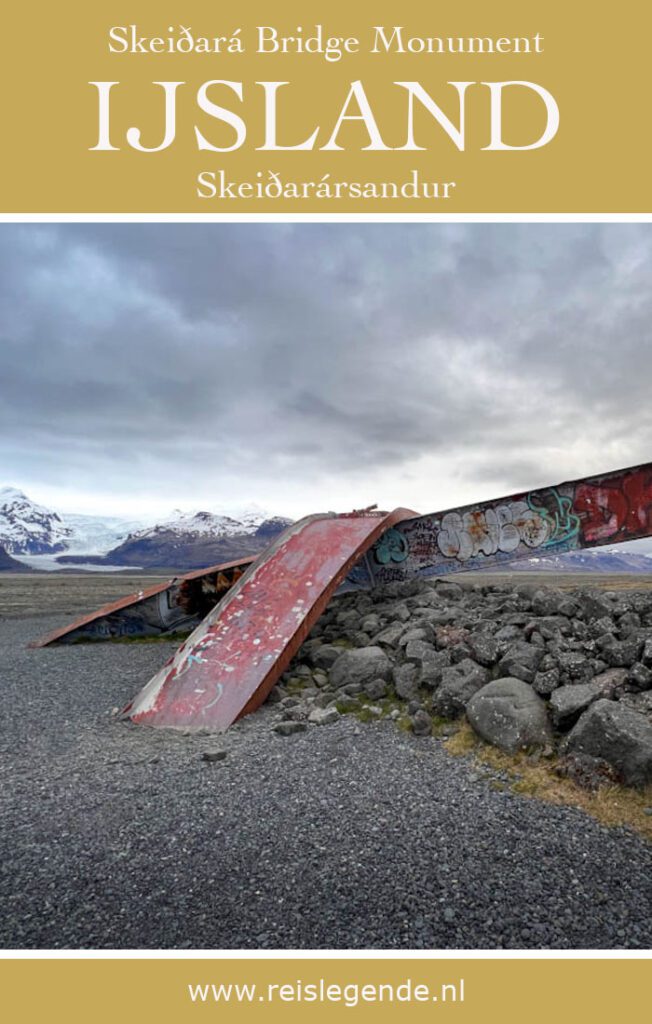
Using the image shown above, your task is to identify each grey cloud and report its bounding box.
[1,223,652,508]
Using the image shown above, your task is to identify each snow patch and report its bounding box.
[0,484,291,566]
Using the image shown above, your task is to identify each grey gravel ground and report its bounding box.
[1,613,651,950]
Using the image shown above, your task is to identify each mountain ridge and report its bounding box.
[0,487,293,570]
[0,487,72,554]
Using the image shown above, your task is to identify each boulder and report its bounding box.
[363,677,388,701]
[351,631,372,648]
[588,616,617,639]
[329,646,392,689]
[641,637,652,668]
[466,677,553,754]
[418,649,452,689]
[548,670,625,729]
[372,622,405,647]
[618,691,652,723]
[557,598,580,618]
[531,588,568,616]
[411,709,432,736]
[310,644,343,670]
[404,638,438,663]
[201,750,228,763]
[575,590,614,621]
[389,602,411,623]
[274,721,308,736]
[532,669,560,696]
[498,642,544,684]
[628,662,652,691]
[393,663,421,701]
[398,625,434,647]
[565,700,652,786]
[600,637,643,668]
[467,633,499,667]
[434,624,471,649]
[431,659,490,719]
[557,651,594,685]
[434,580,464,601]
[359,614,382,635]
[308,706,340,726]
[336,609,361,629]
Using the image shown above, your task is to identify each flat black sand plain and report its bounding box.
[1,573,651,949]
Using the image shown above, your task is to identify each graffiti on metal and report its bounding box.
[31,460,652,733]
[367,463,652,585]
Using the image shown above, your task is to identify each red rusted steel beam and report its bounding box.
[122,508,416,731]
[365,460,652,586]
[29,556,256,647]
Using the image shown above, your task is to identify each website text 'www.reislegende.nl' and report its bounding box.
[188,976,466,1009]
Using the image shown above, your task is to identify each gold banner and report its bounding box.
[2,0,651,212]
[1,958,649,1023]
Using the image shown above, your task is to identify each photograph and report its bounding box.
[0,221,650,951]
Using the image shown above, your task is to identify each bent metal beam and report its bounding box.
[122,460,652,731]
[122,509,416,731]
[31,460,652,732]
[30,557,256,647]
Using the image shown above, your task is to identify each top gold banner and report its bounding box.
[3,0,651,213]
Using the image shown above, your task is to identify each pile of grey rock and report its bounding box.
[271,577,652,789]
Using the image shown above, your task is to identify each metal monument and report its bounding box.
[32,460,652,731]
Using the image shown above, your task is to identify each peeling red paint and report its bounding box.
[123,509,415,731]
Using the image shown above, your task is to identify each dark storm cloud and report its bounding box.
[1,222,652,501]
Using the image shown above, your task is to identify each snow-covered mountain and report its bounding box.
[130,505,276,542]
[0,487,293,570]
[0,487,73,554]
[508,549,652,573]
[86,508,293,569]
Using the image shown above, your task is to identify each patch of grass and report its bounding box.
[443,721,478,755]
[334,700,356,714]
[443,721,652,841]
[355,706,376,724]
[118,630,193,644]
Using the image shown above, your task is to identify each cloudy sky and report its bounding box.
[1,222,651,520]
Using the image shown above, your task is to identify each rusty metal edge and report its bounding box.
[233,507,418,722]
[28,555,258,648]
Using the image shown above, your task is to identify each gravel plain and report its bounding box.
[1,591,651,950]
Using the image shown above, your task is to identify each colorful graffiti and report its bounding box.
[436,502,545,562]
[374,527,410,564]
[527,488,581,547]
[368,463,652,585]
[575,466,652,543]
[435,489,582,564]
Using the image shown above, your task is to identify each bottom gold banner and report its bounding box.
[0,958,647,1023]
